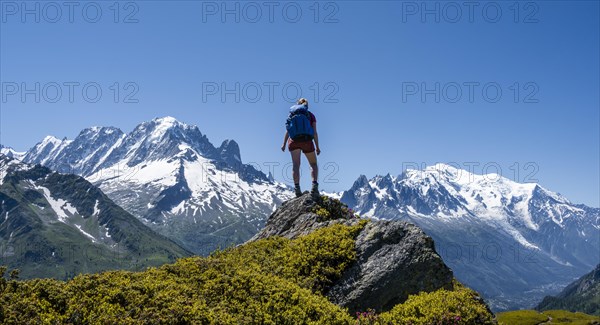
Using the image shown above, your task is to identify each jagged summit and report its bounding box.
[0,145,25,160]
[152,115,179,124]
[218,139,242,168]
[82,126,122,134]
[249,193,455,313]
[22,117,254,176]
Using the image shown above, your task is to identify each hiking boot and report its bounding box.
[295,186,302,198]
[311,182,319,198]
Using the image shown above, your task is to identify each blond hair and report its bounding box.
[297,98,308,107]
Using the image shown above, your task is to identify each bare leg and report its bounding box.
[290,149,302,185]
[304,151,318,184]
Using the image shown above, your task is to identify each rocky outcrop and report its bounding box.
[249,194,357,241]
[248,194,454,313]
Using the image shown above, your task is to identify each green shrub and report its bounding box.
[377,281,495,325]
[312,195,359,221]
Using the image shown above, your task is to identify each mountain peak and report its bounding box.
[351,175,369,189]
[151,116,185,129]
[0,154,31,175]
[218,139,242,166]
[80,126,123,136]
[153,116,178,123]
[373,173,394,189]
[41,135,64,145]
[0,145,25,160]
[148,116,182,134]
[134,116,202,144]
[422,163,462,177]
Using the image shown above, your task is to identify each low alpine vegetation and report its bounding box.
[312,195,359,221]
[377,280,495,325]
[0,220,495,324]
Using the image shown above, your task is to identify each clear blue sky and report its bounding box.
[1,1,598,206]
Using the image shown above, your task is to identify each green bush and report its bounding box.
[312,195,359,221]
[377,281,495,325]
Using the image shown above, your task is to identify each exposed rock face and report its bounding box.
[249,194,357,241]
[248,194,454,313]
[328,220,454,313]
[218,139,242,168]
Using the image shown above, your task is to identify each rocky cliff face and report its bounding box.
[249,194,455,313]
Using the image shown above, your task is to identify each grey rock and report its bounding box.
[328,220,454,313]
[248,193,454,313]
[249,194,358,241]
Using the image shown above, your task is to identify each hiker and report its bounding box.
[281,98,321,198]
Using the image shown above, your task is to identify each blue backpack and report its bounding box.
[286,104,314,141]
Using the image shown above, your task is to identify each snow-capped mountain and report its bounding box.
[0,155,190,279]
[339,163,600,311]
[22,117,293,254]
[0,145,25,160]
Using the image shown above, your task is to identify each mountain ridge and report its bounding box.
[537,264,600,315]
[19,116,293,255]
[338,163,599,311]
[0,154,191,279]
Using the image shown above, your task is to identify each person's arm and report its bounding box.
[281,131,289,151]
[312,122,320,155]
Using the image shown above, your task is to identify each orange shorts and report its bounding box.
[288,139,315,153]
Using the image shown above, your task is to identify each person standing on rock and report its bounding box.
[281,98,321,198]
